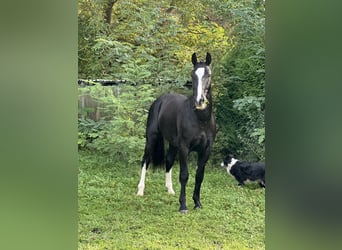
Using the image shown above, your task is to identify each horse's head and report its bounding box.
[191,52,212,110]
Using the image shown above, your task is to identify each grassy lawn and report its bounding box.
[78,151,265,249]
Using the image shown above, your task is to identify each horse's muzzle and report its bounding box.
[195,96,208,110]
[197,97,204,106]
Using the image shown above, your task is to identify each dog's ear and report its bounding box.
[228,154,234,158]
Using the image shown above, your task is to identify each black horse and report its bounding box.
[137,52,216,213]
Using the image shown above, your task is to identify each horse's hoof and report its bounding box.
[167,189,175,195]
[194,201,202,209]
[194,205,202,210]
[179,209,188,214]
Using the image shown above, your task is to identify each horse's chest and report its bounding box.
[187,128,213,151]
[178,113,215,150]
[191,132,207,148]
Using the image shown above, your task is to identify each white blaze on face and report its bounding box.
[195,67,205,103]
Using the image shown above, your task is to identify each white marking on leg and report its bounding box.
[195,68,205,103]
[137,162,147,196]
[165,169,175,195]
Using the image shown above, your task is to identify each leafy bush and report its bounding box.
[213,0,265,161]
[78,118,108,149]
[78,83,156,164]
[215,48,265,160]
[233,96,265,160]
[78,0,229,83]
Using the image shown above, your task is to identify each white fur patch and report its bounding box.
[165,169,175,195]
[222,159,237,177]
[137,163,147,196]
[195,67,205,103]
[227,158,238,171]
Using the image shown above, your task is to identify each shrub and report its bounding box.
[78,83,156,165]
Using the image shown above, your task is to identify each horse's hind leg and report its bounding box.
[165,144,177,195]
[137,149,150,196]
[137,100,161,196]
[137,132,164,196]
[137,133,157,196]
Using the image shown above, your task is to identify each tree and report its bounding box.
[103,0,119,24]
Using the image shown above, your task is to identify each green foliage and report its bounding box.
[213,0,265,160]
[78,0,229,84]
[78,118,107,148]
[78,0,108,78]
[233,96,265,160]
[79,151,265,249]
[78,83,156,164]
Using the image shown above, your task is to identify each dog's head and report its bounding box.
[221,154,233,167]
[221,154,238,171]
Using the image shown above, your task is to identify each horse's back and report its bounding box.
[157,93,187,105]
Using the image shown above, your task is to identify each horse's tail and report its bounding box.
[151,132,164,167]
[145,97,165,168]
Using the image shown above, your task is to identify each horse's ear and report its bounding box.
[205,52,212,65]
[192,53,197,66]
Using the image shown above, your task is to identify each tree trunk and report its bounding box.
[103,0,118,24]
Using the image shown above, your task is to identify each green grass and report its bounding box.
[78,151,265,249]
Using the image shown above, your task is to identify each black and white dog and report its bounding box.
[221,155,265,188]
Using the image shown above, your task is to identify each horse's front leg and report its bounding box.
[178,146,189,213]
[193,149,210,209]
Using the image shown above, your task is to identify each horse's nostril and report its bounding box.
[194,97,202,106]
